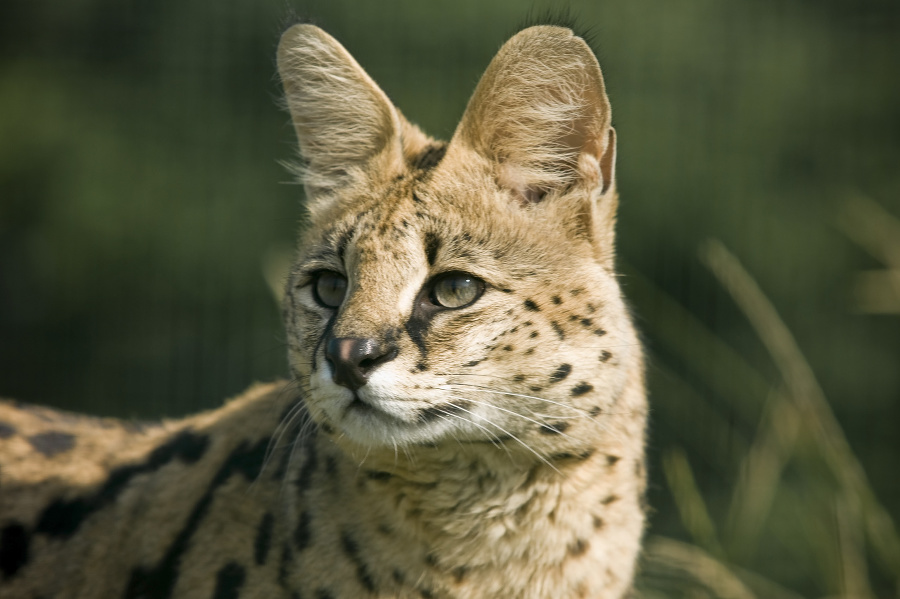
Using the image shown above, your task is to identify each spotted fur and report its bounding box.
[0,24,647,598]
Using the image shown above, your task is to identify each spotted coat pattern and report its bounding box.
[0,23,647,599]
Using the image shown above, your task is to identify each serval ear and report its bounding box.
[277,24,405,201]
[450,25,616,204]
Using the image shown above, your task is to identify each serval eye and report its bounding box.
[432,272,484,309]
[313,271,347,308]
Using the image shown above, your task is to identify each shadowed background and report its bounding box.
[1,1,898,596]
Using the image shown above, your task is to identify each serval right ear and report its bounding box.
[277,25,404,202]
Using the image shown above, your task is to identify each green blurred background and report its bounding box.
[1,0,898,596]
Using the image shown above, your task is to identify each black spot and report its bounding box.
[529,386,543,393]
[123,437,268,599]
[529,331,538,338]
[589,406,602,417]
[412,193,424,204]
[586,303,597,313]
[570,288,585,296]
[500,288,514,293]
[568,538,590,557]
[392,569,405,584]
[325,455,338,477]
[254,513,274,565]
[571,382,594,396]
[601,494,620,505]
[580,318,593,327]
[418,400,469,424]
[549,364,572,383]
[413,143,447,171]
[424,232,441,266]
[0,421,15,438]
[294,511,312,551]
[452,566,468,582]
[539,422,570,435]
[335,227,355,263]
[27,431,75,457]
[594,328,607,337]
[0,523,29,578]
[36,430,209,539]
[523,299,540,311]
[340,531,377,592]
[296,438,318,491]
[502,345,513,351]
[424,553,438,567]
[463,359,481,367]
[278,542,293,587]
[513,374,526,382]
[593,515,605,529]
[212,562,245,599]
[599,350,612,362]
[366,470,392,482]
[551,295,562,305]
[568,314,579,321]
[606,455,621,466]
[524,348,535,355]
[551,321,565,339]
[416,361,428,371]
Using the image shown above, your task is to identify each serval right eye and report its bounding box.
[313,271,347,308]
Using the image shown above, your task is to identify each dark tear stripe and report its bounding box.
[0,421,16,438]
[549,364,572,383]
[294,511,312,551]
[212,562,246,599]
[36,430,209,539]
[254,513,274,566]
[27,431,76,457]
[123,437,269,599]
[424,232,441,266]
[0,523,29,578]
[404,314,430,359]
[311,311,338,373]
[340,531,377,592]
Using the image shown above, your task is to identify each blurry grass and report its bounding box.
[839,197,900,314]
[634,231,900,598]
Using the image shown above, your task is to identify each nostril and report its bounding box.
[325,337,399,391]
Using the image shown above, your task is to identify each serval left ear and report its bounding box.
[447,25,619,267]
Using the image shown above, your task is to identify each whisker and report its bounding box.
[444,394,578,441]
[445,403,559,473]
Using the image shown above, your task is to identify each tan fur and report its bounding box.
[0,24,646,598]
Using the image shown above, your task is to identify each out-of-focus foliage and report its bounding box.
[1,1,898,596]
